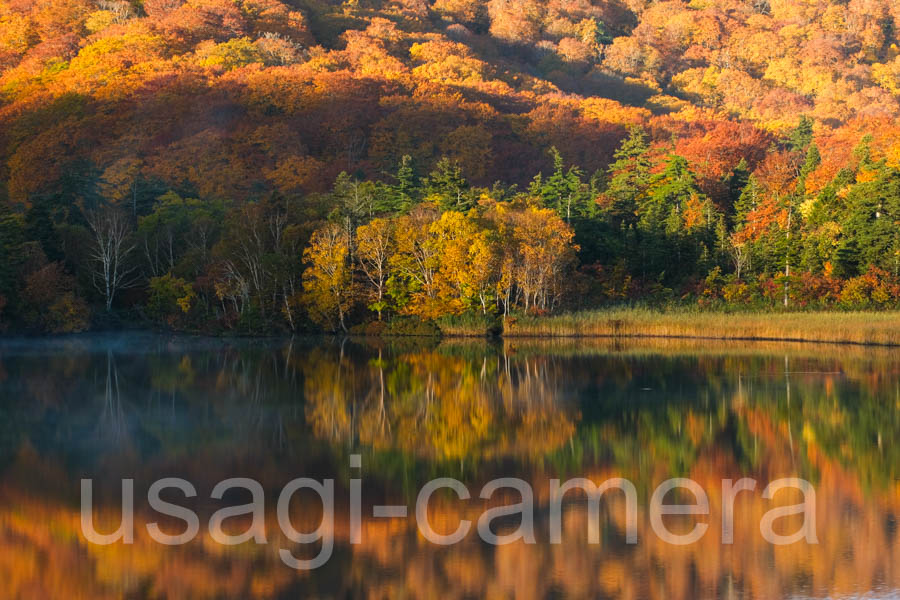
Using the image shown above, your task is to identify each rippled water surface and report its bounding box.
[1,333,899,599]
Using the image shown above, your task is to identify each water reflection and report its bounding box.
[301,342,577,462]
[0,334,899,598]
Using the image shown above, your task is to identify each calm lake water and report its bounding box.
[1,333,899,599]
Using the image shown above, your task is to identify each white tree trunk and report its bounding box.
[87,209,136,311]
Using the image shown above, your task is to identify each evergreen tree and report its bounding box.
[425,158,472,212]
[733,175,762,228]
[788,115,814,153]
[387,154,419,212]
[641,155,711,282]
[24,196,65,263]
[833,239,860,278]
[797,143,821,196]
[726,158,751,219]
[533,147,605,264]
[330,172,377,258]
[840,166,900,276]
[604,127,652,230]
[852,135,874,169]
[536,147,591,224]
[644,155,698,231]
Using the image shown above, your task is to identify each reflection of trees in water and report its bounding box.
[301,342,578,462]
[2,337,900,598]
[3,335,900,485]
[0,336,313,467]
[134,338,310,457]
[504,341,900,495]
[98,350,127,442]
[735,352,900,491]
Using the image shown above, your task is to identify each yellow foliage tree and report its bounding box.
[388,205,442,318]
[302,224,354,331]
[490,204,578,314]
[355,217,393,320]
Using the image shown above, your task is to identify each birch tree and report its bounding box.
[86,208,137,311]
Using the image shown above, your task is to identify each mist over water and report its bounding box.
[0,334,898,599]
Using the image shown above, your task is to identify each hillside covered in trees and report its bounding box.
[3,0,900,333]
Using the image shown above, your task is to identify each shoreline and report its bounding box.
[499,309,900,347]
[7,310,900,348]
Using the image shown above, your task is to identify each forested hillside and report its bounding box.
[2,0,900,333]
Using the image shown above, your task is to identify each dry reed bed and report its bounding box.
[503,310,900,346]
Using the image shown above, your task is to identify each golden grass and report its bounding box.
[503,309,900,346]
[436,314,499,337]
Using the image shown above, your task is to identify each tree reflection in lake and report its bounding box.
[0,334,899,598]
[300,341,577,462]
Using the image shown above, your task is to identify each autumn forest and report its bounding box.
[3,0,900,333]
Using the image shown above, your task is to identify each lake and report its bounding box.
[0,333,898,599]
